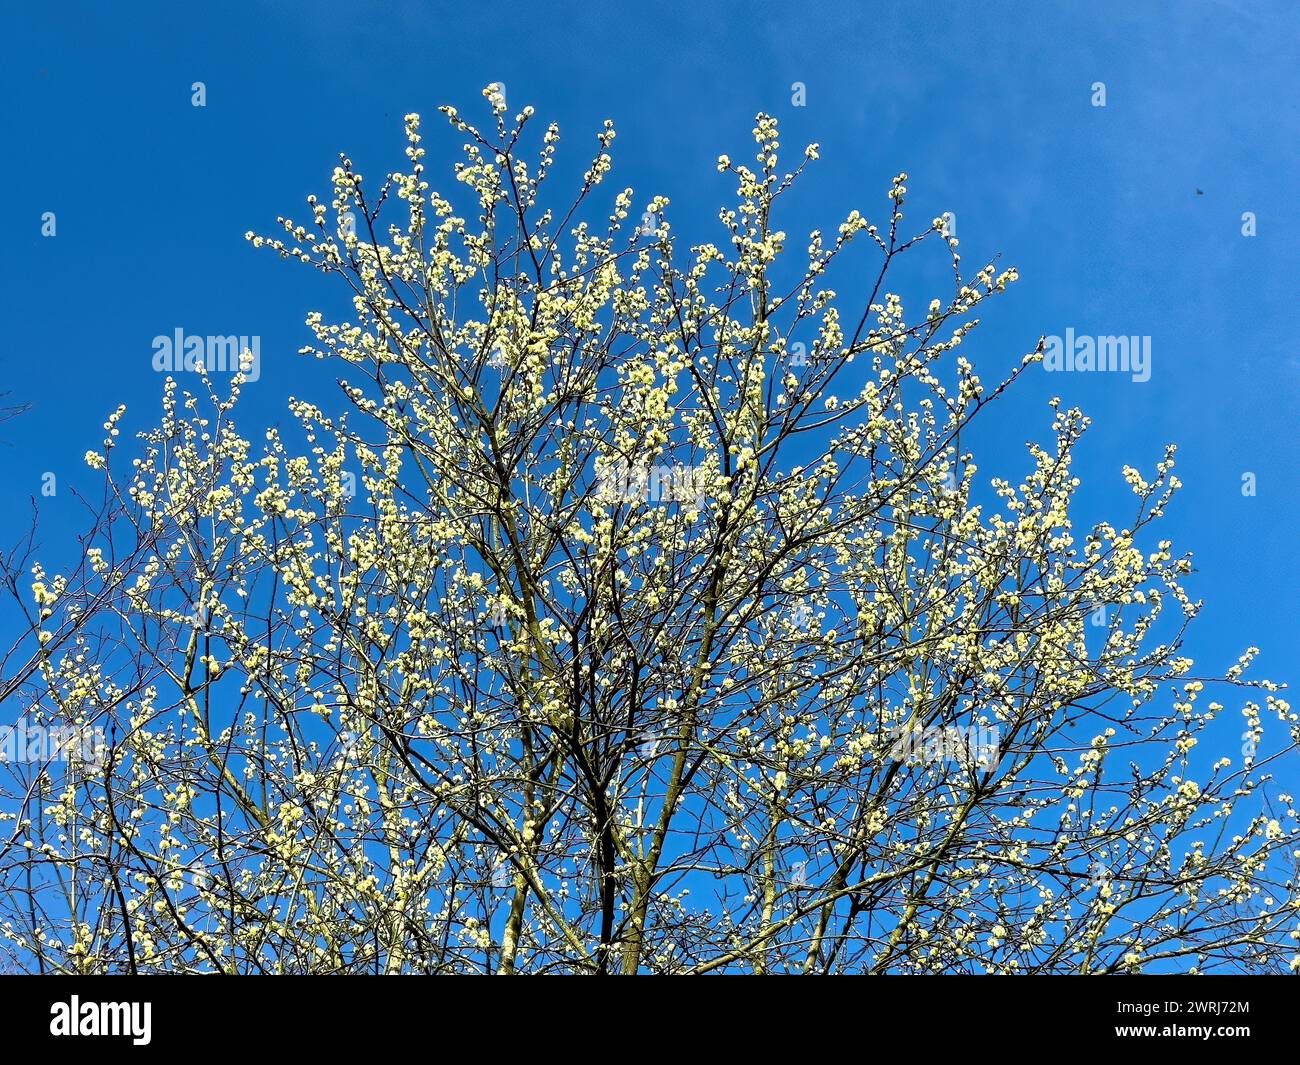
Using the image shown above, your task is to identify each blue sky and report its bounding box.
[2,0,1295,715]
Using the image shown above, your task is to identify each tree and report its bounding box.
[2,89,1296,974]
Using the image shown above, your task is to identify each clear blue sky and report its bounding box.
[2,0,1296,724]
